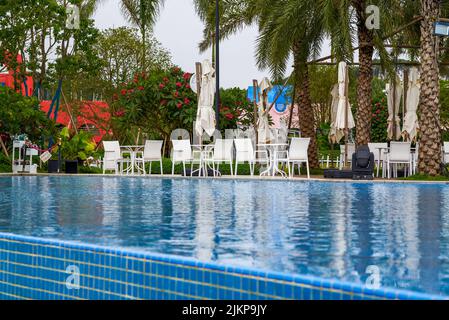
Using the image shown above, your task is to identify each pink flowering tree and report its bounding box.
[111,67,197,144]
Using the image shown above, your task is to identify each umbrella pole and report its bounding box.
[195,62,202,146]
[403,68,409,139]
[344,65,349,169]
[392,75,397,142]
[215,0,220,130]
[253,79,259,146]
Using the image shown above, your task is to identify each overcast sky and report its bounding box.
[93,0,299,89]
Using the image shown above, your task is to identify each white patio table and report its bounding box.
[374,146,389,178]
[120,145,144,175]
[191,144,217,177]
[257,143,289,178]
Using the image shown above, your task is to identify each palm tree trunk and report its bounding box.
[418,0,442,176]
[141,25,146,70]
[140,0,147,70]
[293,49,319,168]
[355,0,374,146]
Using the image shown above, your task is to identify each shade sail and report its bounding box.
[402,67,420,142]
[386,76,403,140]
[195,60,216,137]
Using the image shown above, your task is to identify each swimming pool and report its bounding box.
[0,176,448,299]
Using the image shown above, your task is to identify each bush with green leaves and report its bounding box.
[0,86,57,146]
[56,127,98,161]
[371,96,389,142]
[219,87,254,130]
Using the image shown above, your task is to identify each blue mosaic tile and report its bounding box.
[0,232,446,301]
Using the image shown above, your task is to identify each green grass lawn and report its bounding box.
[400,174,449,181]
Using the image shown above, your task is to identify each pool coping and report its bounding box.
[0,232,447,300]
[1,172,449,185]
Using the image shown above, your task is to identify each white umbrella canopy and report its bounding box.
[402,67,420,142]
[257,77,272,143]
[329,83,345,143]
[386,75,403,140]
[195,60,216,137]
[335,62,355,134]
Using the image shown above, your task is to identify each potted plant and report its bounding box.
[58,127,97,174]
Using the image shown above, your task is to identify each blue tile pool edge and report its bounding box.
[0,232,446,300]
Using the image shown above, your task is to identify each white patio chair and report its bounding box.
[285,138,310,179]
[205,139,234,176]
[136,140,163,175]
[102,141,124,174]
[171,139,193,176]
[234,138,268,176]
[368,143,388,178]
[444,142,449,164]
[386,142,412,179]
[339,143,355,169]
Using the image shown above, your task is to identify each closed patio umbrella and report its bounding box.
[402,67,420,142]
[335,62,355,135]
[195,60,216,137]
[257,77,272,143]
[329,84,345,143]
[386,76,403,140]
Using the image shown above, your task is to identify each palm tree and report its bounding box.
[390,0,449,176]
[325,0,397,146]
[418,0,443,175]
[255,0,326,168]
[193,0,323,168]
[120,0,165,69]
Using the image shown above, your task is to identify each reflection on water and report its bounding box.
[0,176,449,296]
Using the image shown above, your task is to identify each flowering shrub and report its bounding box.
[111,67,197,141]
[219,87,254,130]
[371,96,388,142]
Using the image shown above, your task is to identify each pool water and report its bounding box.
[1,176,449,297]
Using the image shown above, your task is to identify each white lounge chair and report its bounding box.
[171,139,193,176]
[285,138,310,179]
[368,143,388,178]
[205,139,234,176]
[102,141,124,174]
[136,140,164,175]
[234,138,268,176]
[386,142,413,179]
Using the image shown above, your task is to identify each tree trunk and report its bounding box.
[355,0,374,146]
[418,0,442,176]
[140,0,147,71]
[293,50,319,168]
[141,25,147,71]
